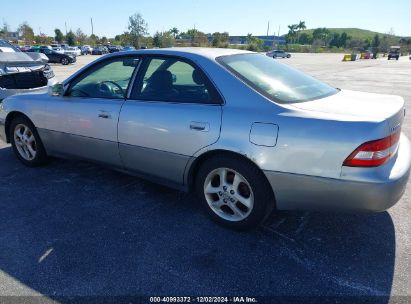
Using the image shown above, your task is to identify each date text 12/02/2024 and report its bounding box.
[149,297,258,303]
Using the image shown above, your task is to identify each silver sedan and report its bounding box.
[0,48,410,229]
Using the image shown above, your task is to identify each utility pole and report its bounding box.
[91,17,94,36]
[65,22,67,35]
[267,21,270,37]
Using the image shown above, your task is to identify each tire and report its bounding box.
[9,116,48,167]
[61,57,69,65]
[273,55,277,59]
[287,54,291,58]
[195,155,275,230]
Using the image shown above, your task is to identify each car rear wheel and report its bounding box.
[10,116,48,167]
[195,155,275,230]
[61,58,69,65]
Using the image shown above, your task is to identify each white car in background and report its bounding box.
[266,50,291,59]
[81,45,93,55]
[64,47,81,57]
[52,47,65,54]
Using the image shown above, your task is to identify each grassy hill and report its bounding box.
[300,28,399,40]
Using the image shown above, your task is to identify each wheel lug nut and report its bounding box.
[223,199,227,203]
[218,191,223,196]
[230,190,235,195]
[223,186,227,191]
[231,198,236,203]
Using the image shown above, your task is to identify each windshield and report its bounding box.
[217,53,337,103]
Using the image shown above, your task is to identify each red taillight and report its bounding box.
[343,131,401,167]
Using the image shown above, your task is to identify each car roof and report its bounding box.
[113,47,253,61]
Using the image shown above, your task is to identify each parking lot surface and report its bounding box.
[0,53,410,302]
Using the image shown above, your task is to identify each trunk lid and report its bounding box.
[291,89,405,133]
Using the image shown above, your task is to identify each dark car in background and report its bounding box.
[92,46,109,55]
[28,48,76,65]
[107,45,122,53]
[388,46,400,60]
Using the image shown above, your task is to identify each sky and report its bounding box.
[1,0,410,37]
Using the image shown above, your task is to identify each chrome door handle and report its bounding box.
[190,122,209,132]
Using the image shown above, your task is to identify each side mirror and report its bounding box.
[48,83,64,96]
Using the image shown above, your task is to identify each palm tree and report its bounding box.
[170,27,179,39]
[247,33,253,44]
[296,21,306,44]
[287,25,297,44]
[298,21,306,31]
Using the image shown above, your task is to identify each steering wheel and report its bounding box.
[70,88,90,97]
[99,81,125,97]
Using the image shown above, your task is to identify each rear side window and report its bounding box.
[217,53,337,104]
[131,57,222,104]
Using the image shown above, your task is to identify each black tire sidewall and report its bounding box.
[10,116,48,167]
[195,155,275,230]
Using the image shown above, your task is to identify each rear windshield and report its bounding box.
[217,53,337,103]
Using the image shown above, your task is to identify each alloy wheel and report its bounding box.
[13,124,37,161]
[204,168,254,222]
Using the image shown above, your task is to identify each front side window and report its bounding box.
[67,56,140,99]
[217,53,337,103]
[132,57,220,104]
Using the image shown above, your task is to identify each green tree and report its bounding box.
[212,32,229,47]
[128,12,148,48]
[170,27,179,39]
[0,22,9,39]
[339,32,349,48]
[54,28,64,43]
[296,21,306,43]
[246,35,264,51]
[287,24,298,44]
[153,32,162,47]
[88,34,98,45]
[18,22,34,44]
[76,28,87,45]
[297,21,306,31]
[66,30,76,46]
[298,32,311,44]
[371,34,380,48]
[312,28,330,46]
[246,33,253,44]
[152,31,175,48]
[100,36,108,45]
[35,34,53,45]
[329,33,341,47]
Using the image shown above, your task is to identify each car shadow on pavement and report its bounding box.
[0,146,395,302]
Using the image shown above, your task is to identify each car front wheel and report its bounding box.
[10,116,48,167]
[61,58,69,65]
[196,155,275,230]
